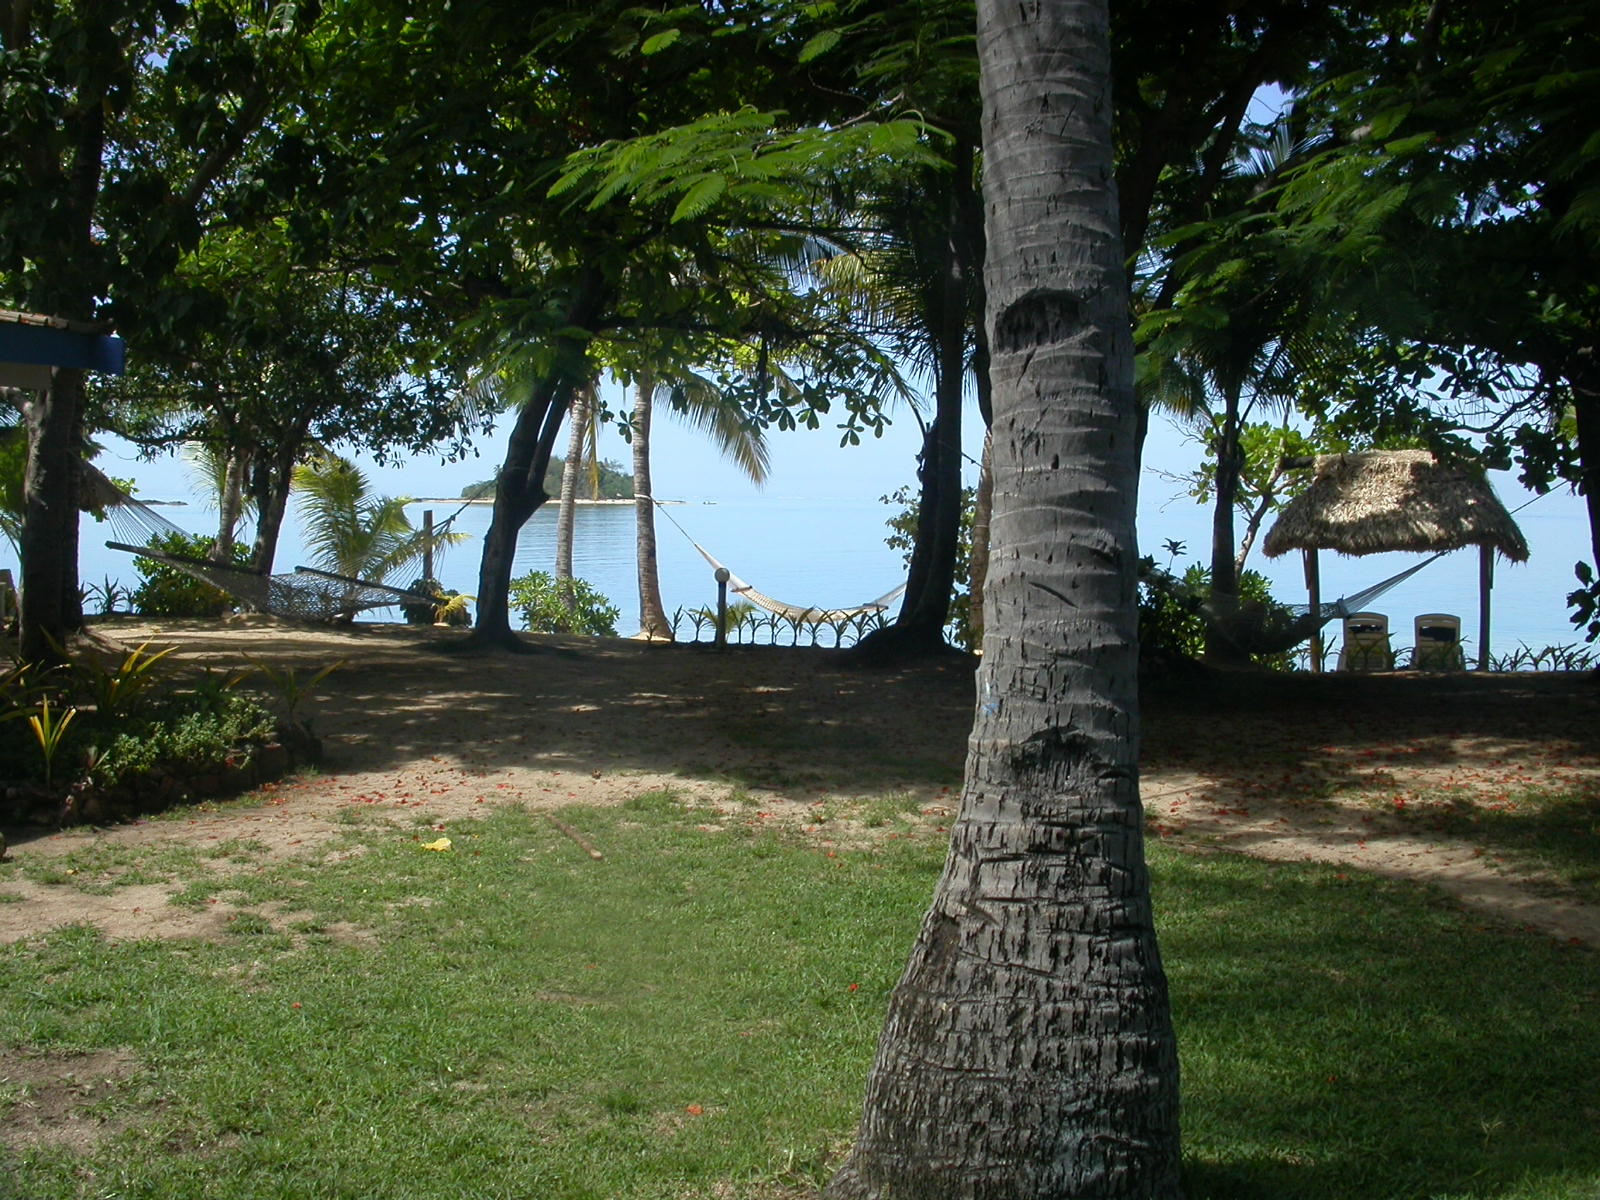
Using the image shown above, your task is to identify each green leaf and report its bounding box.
[640,29,681,55]
[671,174,728,223]
[798,30,841,63]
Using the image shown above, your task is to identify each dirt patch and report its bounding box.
[3,619,1597,947]
[0,1048,142,1154]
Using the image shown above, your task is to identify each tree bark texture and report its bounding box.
[828,1,1182,1195]
[19,370,84,662]
[632,375,672,639]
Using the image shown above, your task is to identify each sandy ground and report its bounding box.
[3,616,1598,947]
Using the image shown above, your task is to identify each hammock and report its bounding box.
[646,497,906,624]
[90,465,459,623]
[106,542,438,623]
[1194,553,1447,657]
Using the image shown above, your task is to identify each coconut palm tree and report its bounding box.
[292,453,463,588]
[182,440,255,563]
[629,365,769,639]
[828,0,1182,1193]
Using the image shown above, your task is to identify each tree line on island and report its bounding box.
[460,456,635,504]
[4,0,1596,1193]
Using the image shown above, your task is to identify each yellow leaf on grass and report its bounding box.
[421,838,453,852]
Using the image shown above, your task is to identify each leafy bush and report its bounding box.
[509,571,619,637]
[2,662,276,795]
[1139,561,1295,671]
[131,532,252,618]
[91,690,276,787]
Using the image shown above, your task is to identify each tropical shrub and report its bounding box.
[1138,561,1296,671]
[294,454,464,587]
[509,571,619,637]
[131,532,251,617]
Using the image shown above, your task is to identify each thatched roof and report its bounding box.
[1262,450,1530,562]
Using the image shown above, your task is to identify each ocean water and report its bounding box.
[58,478,1596,660]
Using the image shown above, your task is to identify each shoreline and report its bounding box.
[409,497,689,506]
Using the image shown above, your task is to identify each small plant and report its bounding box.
[183,663,260,715]
[82,575,133,617]
[27,698,78,787]
[73,641,175,720]
[1486,642,1599,672]
[432,591,474,626]
[509,571,619,637]
[247,658,344,725]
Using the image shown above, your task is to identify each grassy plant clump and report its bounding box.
[0,801,1595,1199]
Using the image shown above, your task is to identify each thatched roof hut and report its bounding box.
[1263,450,1528,562]
[1262,451,1529,671]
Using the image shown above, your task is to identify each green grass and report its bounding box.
[0,801,1596,1199]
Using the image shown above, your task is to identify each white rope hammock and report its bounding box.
[645,497,906,625]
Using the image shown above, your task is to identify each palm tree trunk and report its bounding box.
[632,374,672,639]
[828,0,1182,1193]
[213,450,250,562]
[1206,377,1247,662]
[968,430,993,647]
[555,383,590,601]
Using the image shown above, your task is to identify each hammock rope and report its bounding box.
[1194,552,1448,657]
[644,496,906,624]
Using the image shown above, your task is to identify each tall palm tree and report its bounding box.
[553,381,596,602]
[630,365,769,639]
[182,440,255,563]
[828,0,1182,1193]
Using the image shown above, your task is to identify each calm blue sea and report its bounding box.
[54,476,1595,660]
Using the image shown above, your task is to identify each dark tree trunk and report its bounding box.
[828,0,1182,1193]
[632,374,672,639]
[1568,348,1600,573]
[248,451,297,579]
[248,411,314,577]
[19,369,85,662]
[1205,378,1247,663]
[848,141,980,666]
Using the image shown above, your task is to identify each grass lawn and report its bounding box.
[1,793,1596,1199]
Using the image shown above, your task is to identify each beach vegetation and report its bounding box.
[508,570,620,638]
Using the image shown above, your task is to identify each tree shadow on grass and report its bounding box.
[1156,847,1600,1199]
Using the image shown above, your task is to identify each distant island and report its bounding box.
[462,455,634,502]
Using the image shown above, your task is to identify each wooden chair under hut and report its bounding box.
[1262,450,1530,671]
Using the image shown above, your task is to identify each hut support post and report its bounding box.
[1304,549,1323,673]
[1478,544,1493,671]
